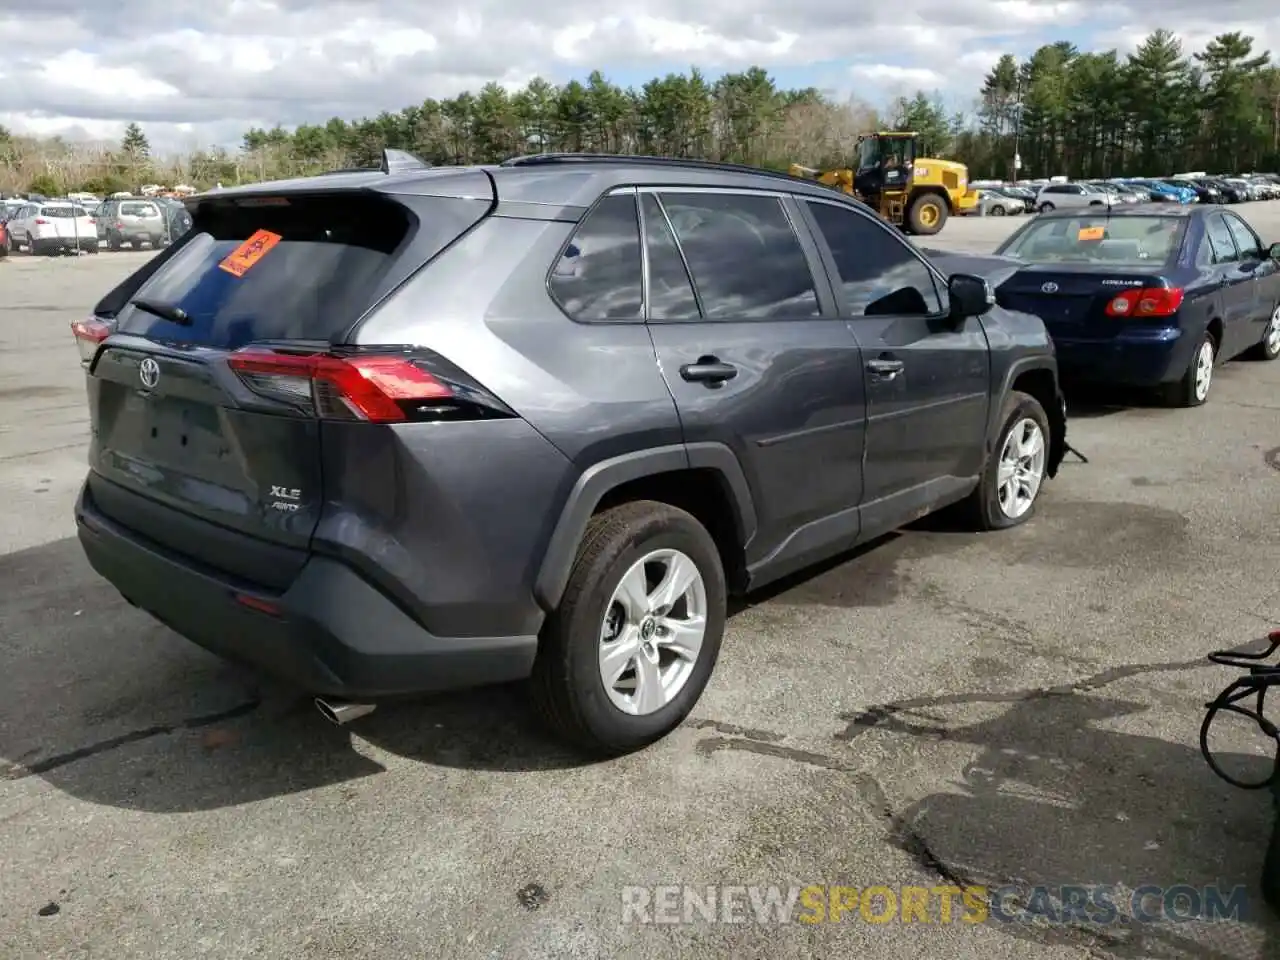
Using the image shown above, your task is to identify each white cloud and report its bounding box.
[0,0,1276,153]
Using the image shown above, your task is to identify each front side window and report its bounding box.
[549,193,644,322]
[1204,214,1238,264]
[805,200,942,316]
[1223,214,1262,259]
[657,191,819,319]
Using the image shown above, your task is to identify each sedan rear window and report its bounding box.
[118,194,413,348]
[998,215,1186,267]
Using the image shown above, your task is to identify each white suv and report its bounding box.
[1034,182,1112,214]
[6,201,99,255]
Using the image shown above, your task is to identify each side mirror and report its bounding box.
[1269,242,1280,261]
[948,273,995,319]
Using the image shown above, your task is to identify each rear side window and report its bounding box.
[119,193,413,347]
[658,192,819,319]
[549,193,644,321]
[640,193,700,320]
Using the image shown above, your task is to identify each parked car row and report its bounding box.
[57,152,1280,758]
[0,195,193,256]
[969,173,1280,215]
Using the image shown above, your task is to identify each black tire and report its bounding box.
[989,204,1006,216]
[1244,305,1280,361]
[906,193,948,235]
[27,238,43,256]
[961,390,1052,531]
[529,500,727,757]
[1263,791,1280,916]
[1039,202,1055,213]
[108,233,122,251]
[1161,331,1216,407]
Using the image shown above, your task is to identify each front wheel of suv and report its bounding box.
[964,391,1051,531]
[530,500,727,757]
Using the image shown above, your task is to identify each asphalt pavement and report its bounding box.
[3,206,1280,959]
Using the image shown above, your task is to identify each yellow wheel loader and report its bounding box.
[789,132,979,236]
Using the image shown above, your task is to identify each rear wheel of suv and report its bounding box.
[530,500,727,756]
[1038,202,1055,213]
[108,233,122,251]
[964,391,1051,531]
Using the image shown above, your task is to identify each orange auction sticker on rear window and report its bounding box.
[1077,226,1105,241]
[218,229,282,277]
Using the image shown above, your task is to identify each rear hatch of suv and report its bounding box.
[79,184,493,589]
[38,204,95,241]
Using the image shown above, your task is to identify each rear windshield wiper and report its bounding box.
[129,296,191,325]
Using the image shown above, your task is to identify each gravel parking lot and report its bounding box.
[3,206,1280,959]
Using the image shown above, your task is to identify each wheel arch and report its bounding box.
[533,443,758,612]
[993,358,1067,479]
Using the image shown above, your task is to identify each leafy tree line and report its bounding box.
[2,29,1278,196]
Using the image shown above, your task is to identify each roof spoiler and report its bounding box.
[381,149,431,174]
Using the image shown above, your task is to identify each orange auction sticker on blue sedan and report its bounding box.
[218,229,282,277]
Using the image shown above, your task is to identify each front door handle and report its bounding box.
[680,358,738,384]
[866,358,905,380]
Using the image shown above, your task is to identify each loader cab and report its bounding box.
[855,133,916,198]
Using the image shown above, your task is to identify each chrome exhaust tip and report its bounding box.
[315,698,377,725]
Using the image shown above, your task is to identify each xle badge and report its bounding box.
[269,485,302,512]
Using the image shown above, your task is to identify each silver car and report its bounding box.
[1034,182,1113,213]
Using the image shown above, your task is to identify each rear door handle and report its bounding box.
[680,358,738,384]
[866,358,905,379]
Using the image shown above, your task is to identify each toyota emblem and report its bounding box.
[139,357,160,389]
[1041,282,1059,293]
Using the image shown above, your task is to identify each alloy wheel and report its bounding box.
[996,418,1046,520]
[598,549,707,716]
[1193,339,1214,401]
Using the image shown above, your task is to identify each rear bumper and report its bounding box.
[34,235,98,250]
[1052,326,1189,387]
[75,483,539,699]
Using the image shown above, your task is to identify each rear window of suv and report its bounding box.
[40,206,88,218]
[118,193,413,348]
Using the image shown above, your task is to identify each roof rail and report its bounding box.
[381,148,431,174]
[500,152,816,188]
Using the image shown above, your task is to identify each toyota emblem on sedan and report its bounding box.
[1041,282,1059,293]
[139,357,160,389]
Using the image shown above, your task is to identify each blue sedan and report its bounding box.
[992,206,1280,406]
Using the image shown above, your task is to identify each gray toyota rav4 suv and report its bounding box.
[72,150,1067,755]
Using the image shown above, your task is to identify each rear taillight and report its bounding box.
[1105,287,1184,318]
[71,318,113,363]
[114,221,123,229]
[227,350,454,422]
[34,218,48,225]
